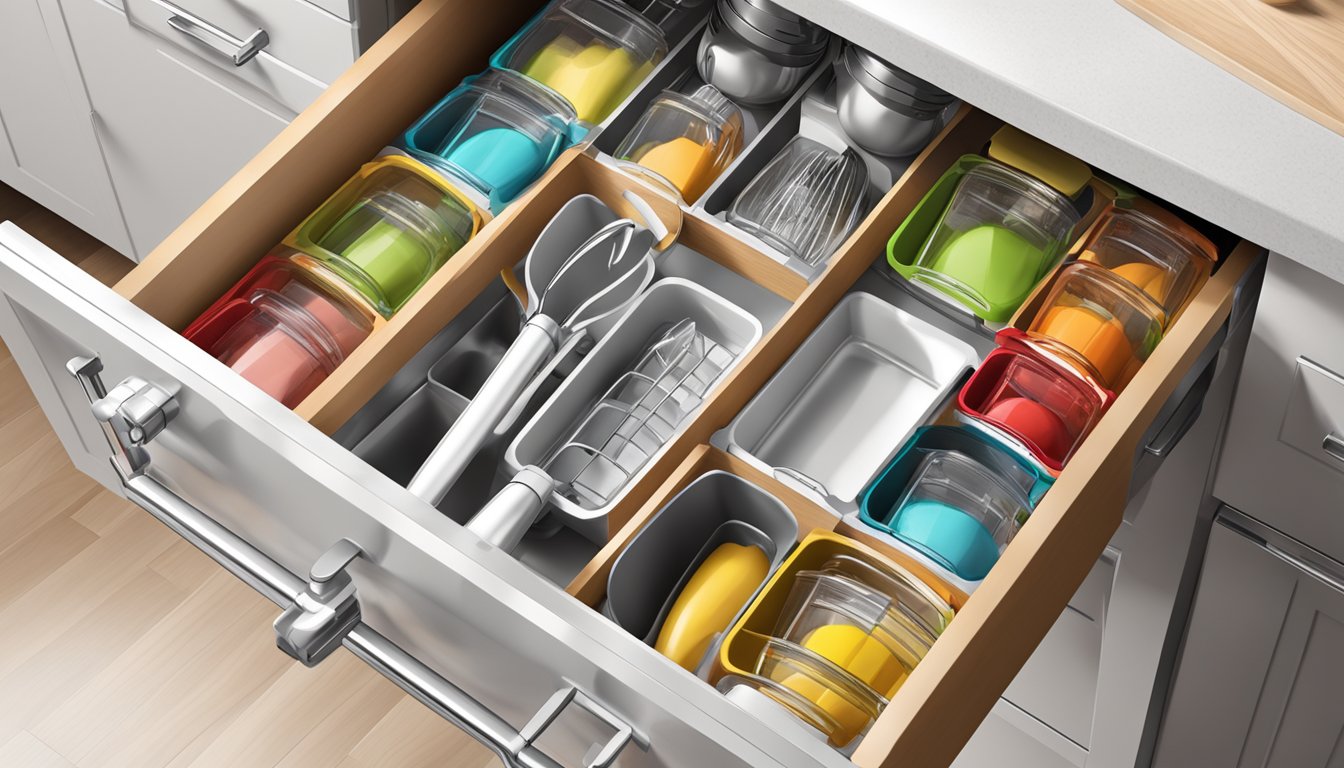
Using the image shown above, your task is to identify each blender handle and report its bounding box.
[465,467,556,552]
[408,317,559,508]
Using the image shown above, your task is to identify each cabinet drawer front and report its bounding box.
[0,226,827,768]
[1217,255,1344,562]
[124,0,332,114]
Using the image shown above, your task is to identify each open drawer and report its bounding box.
[0,0,1262,766]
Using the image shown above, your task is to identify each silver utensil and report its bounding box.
[696,0,829,106]
[835,43,955,158]
[407,206,656,507]
[467,319,735,552]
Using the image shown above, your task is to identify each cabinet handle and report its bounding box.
[166,12,269,66]
[67,357,643,768]
[1322,433,1344,465]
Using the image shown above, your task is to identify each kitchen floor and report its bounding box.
[0,184,500,768]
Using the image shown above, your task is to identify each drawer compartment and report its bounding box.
[0,0,1261,766]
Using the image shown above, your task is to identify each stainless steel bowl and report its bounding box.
[696,0,829,106]
[835,44,955,158]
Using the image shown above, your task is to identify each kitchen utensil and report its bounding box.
[752,635,885,748]
[987,125,1092,197]
[614,84,744,202]
[957,338,1114,472]
[886,449,1033,581]
[728,135,869,267]
[468,307,743,551]
[286,155,484,317]
[834,43,955,158]
[503,278,761,544]
[726,292,976,504]
[655,539,770,670]
[605,470,797,647]
[696,0,829,106]
[183,252,377,408]
[859,426,1053,581]
[1075,206,1216,325]
[407,198,657,507]
[399,69,580,215]
[908,159,1080,323]
[1024,261,1165,391]
[773,570,929,697]
[492,0,669,124]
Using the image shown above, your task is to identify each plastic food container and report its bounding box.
[399,69,579,215]
[1075,207,1216,326]
[728,135,869,267]
[908,160,1080,322]
[614,84,744,202]
[286,155,483,317]
[1024,261,1165,392]
[183,253,377,408]
[773,570,930,698]
[859,427,1053,582]
[753,636,885,749]
[491,0,668,125]
[717,671,867,750]
[957,339,1115,472]
[885,450,1032,581]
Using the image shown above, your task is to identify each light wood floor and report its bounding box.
[0,185,501,767]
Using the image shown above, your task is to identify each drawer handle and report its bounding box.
[66,357,644,768]
[1145,349,1219,459]
[1323,433,1344,464]
[166,12,269,66]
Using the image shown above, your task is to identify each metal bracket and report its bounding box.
[516,685,646,768]
[68,355,179,478]
[274,539,364,667]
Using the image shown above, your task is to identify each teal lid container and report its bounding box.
[400,69,580,216]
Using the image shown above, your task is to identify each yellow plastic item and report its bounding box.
[633,136,717,200]
[988,125,1092,198]
[523,37,651,123]
[801,624,913,699]
[774,668,875,746]
[1108,260,1172,303]
[655,542,770,671]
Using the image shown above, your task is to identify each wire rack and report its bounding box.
[545,319,736,509]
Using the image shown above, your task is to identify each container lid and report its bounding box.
[717,0,830,60]
[987,125,1092,198]
[843,44,954,108]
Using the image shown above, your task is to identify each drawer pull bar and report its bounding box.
[166,12,269,66]
[65,357,641,768]
[1323,433,1344,464]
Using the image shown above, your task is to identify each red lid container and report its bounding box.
[958,334,1115,472]
[183,252,377,407]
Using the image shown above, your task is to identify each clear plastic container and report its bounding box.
[772,571,930,698]
[491,0,668,124]
[614,84,744,202]
[1076,207,1215,326]
[812,554,954,639]
[887,450,1031,580]
[911,160,1080,321]
[957,343,1113,471]
[287,155,483,317]
[399,69,578,214]
[751,636,885,749]
[1025,261,1165,392]
[183,253,377,407]
[728,135,870,267]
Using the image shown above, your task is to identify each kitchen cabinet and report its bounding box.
[0,0,132,254]
[0,0,1269,765]
[1154,509,1344,768]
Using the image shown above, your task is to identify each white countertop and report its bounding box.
[776,0,1344,283]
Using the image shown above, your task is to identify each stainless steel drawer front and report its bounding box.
[69,356,641,768]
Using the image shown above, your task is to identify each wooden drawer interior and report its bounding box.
[93,0,1261,763]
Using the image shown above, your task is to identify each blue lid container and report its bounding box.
[399,69,581,215]
[859,426,1054,581]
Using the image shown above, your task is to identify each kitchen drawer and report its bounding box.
[1216,255,1344,562]
[0,1,1260,766]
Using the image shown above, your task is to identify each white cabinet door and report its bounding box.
[58,0,296,260]
[0,0,133,255]
[1155,510,1344,768]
